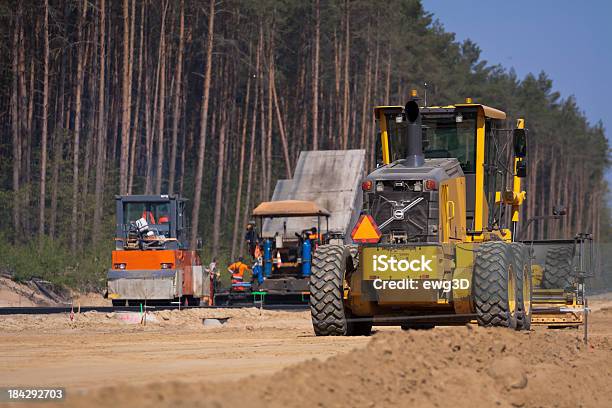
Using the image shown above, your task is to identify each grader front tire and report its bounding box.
[310,245,351,336]
[473,242,518,329]
[309,244,371,336]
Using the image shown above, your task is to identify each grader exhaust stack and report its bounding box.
[404,98,424,167]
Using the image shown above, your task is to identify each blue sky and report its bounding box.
[423,0,612,190]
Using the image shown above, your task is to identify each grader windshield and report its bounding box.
[383,109,477,172]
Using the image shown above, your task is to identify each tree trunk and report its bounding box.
[190,0,216,249]
[265,28,274,200]
[212,109,227,258]
[71,0,87,252]
[341,0,350,150]
[360,27,371,150]
[155,1,168,194]
[239,39,261,257]
[50,3,69,239]
[259,72,267,202]
[119,0,131,194]
[146,3,162,195]
[384,49,391,102]
[144,31,153,195]
[271,70,292,178]
[230,60,252,259]
[311,0,320,150]
[168,0,185,195]
[333,29,341,149]
[11,7,21,237]
[80,23,97,249]
[23,53,35,235]
[547,146,557,238]
[39,0,50,241]
[128,0,145,194]
[93,0,107,243]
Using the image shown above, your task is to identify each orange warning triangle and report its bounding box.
[351,214,382,243]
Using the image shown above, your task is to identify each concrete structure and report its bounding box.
[262,150,365,242]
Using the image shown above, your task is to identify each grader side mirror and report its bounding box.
[196,237,203,250]
[513,128,527,158]
[516,160,527,178]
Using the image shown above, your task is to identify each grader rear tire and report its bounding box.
[309,244,371,336]
[473,242,518,329]
[510,243,532,331]
[542,245,574,289]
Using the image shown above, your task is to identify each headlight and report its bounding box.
[161,263,173,269]
[114,263,126,270]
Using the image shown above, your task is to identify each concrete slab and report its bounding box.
[262,150,365,243]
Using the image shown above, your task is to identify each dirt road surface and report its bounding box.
[1,296,611,408]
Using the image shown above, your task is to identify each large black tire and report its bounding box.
[510,243,532,331]
[542,245,574,289]
[473,242,518,329]
[309,245,371,336]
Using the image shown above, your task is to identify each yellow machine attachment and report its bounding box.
[531,289,584,326]
[527,235,593,329]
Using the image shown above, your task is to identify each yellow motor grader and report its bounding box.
[309,92,589,335]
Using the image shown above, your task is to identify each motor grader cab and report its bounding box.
[106,195,206,306]
[309,92,588,336]
[215,200,333,305]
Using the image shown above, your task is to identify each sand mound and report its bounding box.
[53,308,612,408]
[0,276,64,307]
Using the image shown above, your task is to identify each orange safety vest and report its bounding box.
[229,262,250,282]
[229,262,251,292]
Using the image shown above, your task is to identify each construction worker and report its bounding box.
[308,227,323,243]
[207,258,219,305]
[228,257,251,292]
[251,256,264,288]
[245,222,258,258]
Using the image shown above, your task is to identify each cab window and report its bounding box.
[422,111,477,173]
[124,202,170,226]
[383,110,477,173]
